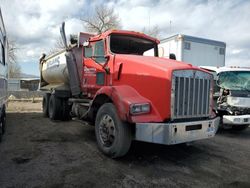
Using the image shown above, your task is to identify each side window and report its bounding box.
[84,46,93,58]
[184,42,191,50]
[94,40,106,63]
[219,48,225,55]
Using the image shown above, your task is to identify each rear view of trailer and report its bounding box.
[158,34,226,67]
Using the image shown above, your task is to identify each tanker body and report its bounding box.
[40,50,69,89]
[39,24,219,158]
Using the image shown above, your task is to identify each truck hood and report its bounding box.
[113,54,210,122]
[114,54,202,76]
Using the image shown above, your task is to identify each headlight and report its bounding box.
[130,103,150,115]
[234,118,241,123]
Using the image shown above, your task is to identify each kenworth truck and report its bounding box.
[39,23,219,158]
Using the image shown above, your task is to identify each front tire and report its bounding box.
[95,103,132,158]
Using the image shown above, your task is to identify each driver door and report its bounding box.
[82,40,108,97]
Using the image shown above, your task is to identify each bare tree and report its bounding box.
[48,36,65,55]
[8,39,21,78]
[48,34,78,55]
[142,25,160,38]
[81,5,121,34]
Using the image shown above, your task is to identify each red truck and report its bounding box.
[39,23,219,158]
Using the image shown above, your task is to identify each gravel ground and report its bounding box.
[0,101,249,188]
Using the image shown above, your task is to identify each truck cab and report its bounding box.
[40,27,220,158]
[201,66,250,130]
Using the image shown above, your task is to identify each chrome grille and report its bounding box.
[171,70,212,120]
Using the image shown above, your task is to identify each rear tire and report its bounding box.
[42,93,51,117]
[0,111,6,142]
[2,112,6,134]
[49,94,62,120]
[232,124,249,131]
[95,103,132,158]
[0,122,3,142]
[62,99,71,121]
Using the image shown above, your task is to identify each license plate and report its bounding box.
[207,127,214,132]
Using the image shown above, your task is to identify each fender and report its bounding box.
[93,85,162,123]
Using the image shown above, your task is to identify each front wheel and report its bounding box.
[95,103,132,158]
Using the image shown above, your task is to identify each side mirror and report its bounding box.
[105,55,110,61]
[83,41,90,47]
[216,79,220,86]
[169,53,176,60]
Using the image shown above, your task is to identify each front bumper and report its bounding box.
[135,117,220,145]
[223,114,250,125]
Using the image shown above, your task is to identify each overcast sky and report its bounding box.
[0,0,249,76]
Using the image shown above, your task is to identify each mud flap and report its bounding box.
[65,51,81,96]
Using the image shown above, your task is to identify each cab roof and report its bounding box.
[89,29,160,44]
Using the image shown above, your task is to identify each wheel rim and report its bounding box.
[98,114,116,147]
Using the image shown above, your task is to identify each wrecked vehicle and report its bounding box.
[201,66,250,130]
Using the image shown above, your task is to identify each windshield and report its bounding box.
[218,71,250,91]
[110,34,157,55]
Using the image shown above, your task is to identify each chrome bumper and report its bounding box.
[135,117,220,145]
[223,114,250,125]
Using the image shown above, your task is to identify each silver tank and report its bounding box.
[41,50,69,89]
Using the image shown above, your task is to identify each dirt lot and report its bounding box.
[0,101,250,188]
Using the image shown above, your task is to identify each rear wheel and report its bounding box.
[42,93,51,117]
[0,111,5,142]
[61,99,71,121]
[0,122,3,142]
[49,94,62,120]
[232,124,249,131]
[1,112,6,134]
[95,103,132,158]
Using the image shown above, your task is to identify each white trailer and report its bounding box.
[144,34,226,67]
[0,8,8,141]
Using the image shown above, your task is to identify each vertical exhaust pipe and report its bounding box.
[60,22,68,49]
